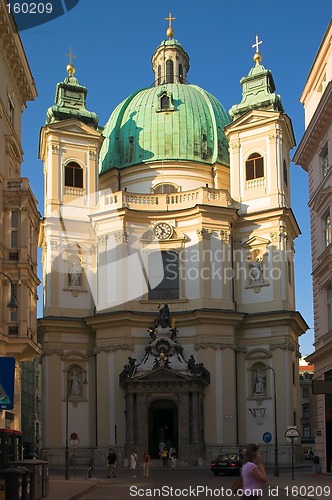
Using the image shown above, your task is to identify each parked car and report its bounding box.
[23,452,39,460]
[210,453,242,476]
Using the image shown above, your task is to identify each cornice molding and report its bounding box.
[94,344,134,354]
[293,82,332,168]
[0,3,37,105]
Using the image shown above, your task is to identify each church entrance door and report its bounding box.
[148,399,178,458]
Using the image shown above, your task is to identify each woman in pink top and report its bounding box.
[241,443,267,498]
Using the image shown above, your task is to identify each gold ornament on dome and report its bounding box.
[252,35,263,65]
[167,27,174,38]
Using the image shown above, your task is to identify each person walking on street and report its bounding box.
[130,450,138,478]
[107,447,117,478]
[241,443,267,498]
[170,447,177,468]
[161,447,168,467]
[143,450,150,477]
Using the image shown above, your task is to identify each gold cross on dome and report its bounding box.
[165,12,175,28]
[252,35,262,53]
[66,47,76,65]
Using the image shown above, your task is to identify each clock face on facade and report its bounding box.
[153,222,173,240]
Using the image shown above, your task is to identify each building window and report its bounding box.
[158,65,161,85]
[11,210,20,248]
[179,63,184,83]
[161,95,170,110]
[166,59,174,83]
[10,283,18,322]
[324,213,331,247]
[283,160,288,186]
[302,403,310,418]
[5,412,14,429]
[321,143,329,177]
[8,95,14,125]
[302,387,309,398]
[148,250,179,300]
[65,162,83,188]
[303,424,311,438]
[153,183,177,194]
[246,153,264,180]
[157,90,174,113]
[288,260,292,284]
[327,284,332,331]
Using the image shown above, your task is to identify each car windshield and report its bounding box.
[214,453,240,460]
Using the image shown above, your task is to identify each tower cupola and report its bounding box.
[229,36,284,119]
[151,12,190,85]
[46,48,99,128]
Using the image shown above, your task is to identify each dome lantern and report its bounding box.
[152,12,190,86]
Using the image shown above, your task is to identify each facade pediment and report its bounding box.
[226,109,280,132]
[44,118,101,137]
[241,236,270,249]
[61,351,89,361]
[135,368,189,382]
[245,348,271,360]
[310,187,332,214]
[63,242,92,255]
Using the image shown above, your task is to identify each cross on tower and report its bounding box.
[165,12,175,28]
[252,35,262,53]
[66,47,76,65]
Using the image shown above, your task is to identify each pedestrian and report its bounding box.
[241,443,267,498]
[130,450,138,478]
[161,447,168,467]
[143,450,150,477]
[170,447,177,468]
[106,447,117,478]
[158,440,165,456]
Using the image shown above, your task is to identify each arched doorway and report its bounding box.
[148,400,178,458]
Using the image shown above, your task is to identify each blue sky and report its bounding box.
[18,0,331,355]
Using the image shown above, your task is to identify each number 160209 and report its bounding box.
[6,3,53,14]
[284,486,330,497]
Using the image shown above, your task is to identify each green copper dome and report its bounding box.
[99,83,230,173]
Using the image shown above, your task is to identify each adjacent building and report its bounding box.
[294,19,332,472]
[299,358,316,452]
[0,1,41,461]
[38,20,307,465]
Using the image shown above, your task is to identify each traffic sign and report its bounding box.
[262,432,272,443]
[0,357,15,410]
[285,427,300,438]
[70,432,79,447]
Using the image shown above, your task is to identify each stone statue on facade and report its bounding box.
[69,261,82,287]
[253,368,266,395]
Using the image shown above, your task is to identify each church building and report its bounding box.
[38,18,307,465]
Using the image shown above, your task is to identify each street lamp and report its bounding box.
[65,367,88,480]
[262,364,279,477]
[0,271,18,312]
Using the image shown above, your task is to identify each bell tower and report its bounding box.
[38,55,103,317]
[225,38,299,313]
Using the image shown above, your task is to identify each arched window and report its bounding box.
[283,160,288,186]
[161,95,170,110]
[153,183,177,194]
[65,162,83,188]
[179,63,184,83]
[246,153,264,180]
[158,65,162,85]
[166,59,174,84]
